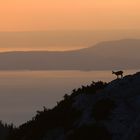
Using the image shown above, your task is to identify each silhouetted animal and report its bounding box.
[112,71,123,79]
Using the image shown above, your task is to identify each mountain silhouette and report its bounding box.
[0,39,139,70]
[4,71,140,140]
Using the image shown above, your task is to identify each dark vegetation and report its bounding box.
[92,99,116,121]
[4,81,108,140]
[0,121,13,140]
[66,124,112,140]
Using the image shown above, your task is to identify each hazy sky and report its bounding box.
[0,0,140,31]
[0,0,140,51]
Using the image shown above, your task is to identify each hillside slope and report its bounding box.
[6,71,140,140]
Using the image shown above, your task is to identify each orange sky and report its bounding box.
[0,0,140,31]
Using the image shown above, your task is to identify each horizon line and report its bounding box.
[0,38,140,53]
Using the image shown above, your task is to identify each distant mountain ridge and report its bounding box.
[0,39,140,70]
